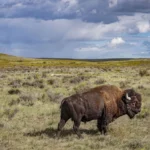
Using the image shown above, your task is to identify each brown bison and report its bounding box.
[57,85,142,138]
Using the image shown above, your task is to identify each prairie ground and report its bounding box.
[0,54,150,150]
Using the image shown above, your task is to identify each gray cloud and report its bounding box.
[112,0,150,13]
[0,0,149,23]
[0,13,149,45]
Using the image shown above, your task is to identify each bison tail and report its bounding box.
[60,99,66,109]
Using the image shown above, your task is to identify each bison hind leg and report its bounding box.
[57,115,70,137]
[73,116,83,138]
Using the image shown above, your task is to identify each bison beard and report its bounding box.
[57,85,142,138]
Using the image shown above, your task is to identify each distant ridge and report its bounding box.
[0,53,15,57]
[0,53,149,62]
[0,53,24,61]
[37,57,134,62]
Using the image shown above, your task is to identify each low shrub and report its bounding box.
[139,69,149,77]
[8,89,21,95]
[18,93,36,106]
[0,123,4,128]
[42,72,47,78]
[3,108,19,119]
[8,79,22,88]
[23,80,44,88]
[0,74,7,78]
[95,78,106,85]
[47,90,63,102]
[137,85,145,89]
[73,82,91,94]
[27,76,32,80]
[33,73,40,79]
[8,99,20,106]
[22,82,33,87]
[70,76,86,84]
[125,140,143,150]
[62,76,72,83]
[32,80,44,88]
[47,79,55,85]
[119,81,129,88]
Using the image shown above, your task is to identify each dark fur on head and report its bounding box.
[122,89,142,119]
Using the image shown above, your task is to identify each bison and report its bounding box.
[57,85,142,138]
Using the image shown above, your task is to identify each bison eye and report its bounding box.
[131,103,135,107]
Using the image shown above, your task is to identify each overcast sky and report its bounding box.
[0,0,150,58]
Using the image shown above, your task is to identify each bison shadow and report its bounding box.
[25,127,99,138]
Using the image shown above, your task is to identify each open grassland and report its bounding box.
[0,54,150,150]
[1,53,150,68]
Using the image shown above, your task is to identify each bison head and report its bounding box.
[123,89,142,119]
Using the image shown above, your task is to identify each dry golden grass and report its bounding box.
[0,54,150,150]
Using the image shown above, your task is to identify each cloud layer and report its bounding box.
[0,0,150,22]
[0,0,150,58]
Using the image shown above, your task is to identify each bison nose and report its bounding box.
[138,109,141,113]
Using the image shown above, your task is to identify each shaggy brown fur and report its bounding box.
[57,85,142,138]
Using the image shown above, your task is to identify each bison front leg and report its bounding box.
[97,118,108,135]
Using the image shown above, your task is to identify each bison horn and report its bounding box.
[126,93,131,100]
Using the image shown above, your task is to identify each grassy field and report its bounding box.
[0,53,150,150]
